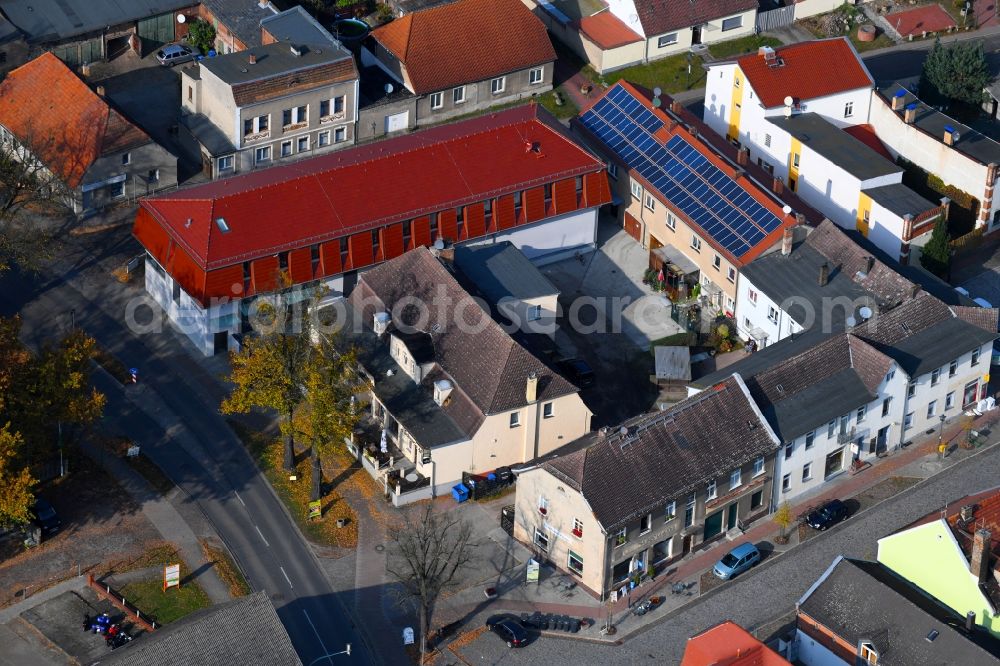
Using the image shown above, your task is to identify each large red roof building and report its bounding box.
[134,104,611,355]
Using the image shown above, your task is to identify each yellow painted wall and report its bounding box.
[788,137,802,192]
[856,192,872,237]
[728,68,744,143]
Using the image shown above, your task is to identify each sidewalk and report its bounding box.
[439,408,1000,643]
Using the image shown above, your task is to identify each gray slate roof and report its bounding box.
[201,0,277,48]
[199,40,353,87]
[545,375,779,530]
[97,591,301,666]
[454,242,558,303]
[799,557,1000,665]
[766,112,900,181]
[0,0,190,43]
[260,5,341,47]
[865,182,939,218]
[880,83,1000,166]
[180,113,237,157]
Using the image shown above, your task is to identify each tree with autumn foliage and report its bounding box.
[0,425,34,527]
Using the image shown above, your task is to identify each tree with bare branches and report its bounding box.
[386,504,475,660]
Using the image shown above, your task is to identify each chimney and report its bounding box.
[891,89,907,111]
[971,528,992,584]
[781,226,794,256]
[943,125,956,146]
[866,256,875,273]
[670,99,683,114]
[248,53,257,65]
[526,371,539,403]
[966,611,976,632]
[940,196,951,221]
[687,124,698,138]
[736,147,749,166]
[988,162,999,184]
[373,311,390,336]
[95,85,105,97]
[904,103,917,124]
[818,262,829,287]
[772,176,784,195]
[960,504,976,522]
[911,282,922,299]
[795,213,806,226]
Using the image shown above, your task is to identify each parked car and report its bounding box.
[485,614,529,648]
[156,44,196,67]
[557,358,595,388]
[713,542,760,580]
[32,498,61,538]
[805,499,849,531]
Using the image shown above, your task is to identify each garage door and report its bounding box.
[385,111,409,134]
[624,212,643,243]
[138,13,175,49]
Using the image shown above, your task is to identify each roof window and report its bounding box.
[215,218,230,233]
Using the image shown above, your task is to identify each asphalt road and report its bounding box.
[0,229,372,666]
[460,442,1000,664]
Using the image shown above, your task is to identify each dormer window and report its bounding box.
[859,642,879,665]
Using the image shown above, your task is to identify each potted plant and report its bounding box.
[572,527,583,538]
[538,505,547,515]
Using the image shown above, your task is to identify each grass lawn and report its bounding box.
[537,88,580,120]
[604,53,705,95]
[648,331,697,351]
[200,540,251,598]
[707,35,782,60]
[119,577,211,625]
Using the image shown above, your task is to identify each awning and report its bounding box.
[748,325,768,343]
[652,245,698,275]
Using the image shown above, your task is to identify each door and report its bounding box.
[876,426,889,454]
[703,511,724,540]
[624,212,643,243]
[682,534,692,555]
[385,111,409,134]
[691,25,702,44]
[727,503,738,530]
[213,331,228,355]
[138,13,175,52]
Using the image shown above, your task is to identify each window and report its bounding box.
[534,528,549,551]
[748,289,758,304]
[949,359,958,377]
[767,306,778,324]
[927,400,937,418]
[538,496,548,514]
[630,180,642,199]
[320,96,345,118]
[640,513,652,534]
[318,130,330,147]
[297,136,309,152]
[844,101,854,118]
[543,402,554,418]
[946,392,955,410]
[453,86,465,104]
[781,473,791,492]
[727,267,736,283]
[712,254,721,270]
[805,431,815,450]
[282,105,307,127]
[568,550,583,574]
[753,456,765,477]
[707,479,717,500]
[963,380,979,408]
[121,153,131,166]
[729,468,741,490]
[666,213,675,230]
[931,368,941,386]
[572,518,583,536]
[614,526,627,546]
[218,155,234,171]
[904,411,914,430]
[490,77,505,94]
[856,405,866,422]
[244,115,268,135]
[529,67,544,85]
[187,85,193,102]
[827,420,836,438]
[882,397,891,417]
[784,441,793,459]
[721,15,743,31]
[280,140,292,157]
[907,382,916,398]
[665,501,676,522]
[607,162,618,180]
[764,133,771,148]
[110,181,124,198]
[691,235,701,252]
[644,193,656,211]
[751,489,764,510]
[657,32,678,48]
[972,348,981,366]
[334,126,347,143]
[430,92,443,109]
[509,411,520,427]
[802,463,812,481]
[254,146,271,163]
[792,153,800,168]
[148,169,159,183]
[860,642,879,665]
[684,493,696,528]
[886,369,895,382]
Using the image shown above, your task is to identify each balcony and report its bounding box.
[319,112,347,125]
[837,427,856,445]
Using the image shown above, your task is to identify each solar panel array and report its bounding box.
[580,85,784,258]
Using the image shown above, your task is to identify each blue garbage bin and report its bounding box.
[451,483,469,503]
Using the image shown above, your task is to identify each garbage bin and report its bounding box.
[451,483,470,503]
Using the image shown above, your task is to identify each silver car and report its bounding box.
[156,44,195,67]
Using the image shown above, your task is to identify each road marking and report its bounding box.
[255,525,270,547]
[280,566,293,589]
[234,490,246,507]
[303,610,333,666]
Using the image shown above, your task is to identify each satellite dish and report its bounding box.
[653,87,662,97]
[859,306,873,320]
[952,131,961,142]
[651,97,661,108]
[177,13,186,23]
[384,83,394,95]
[782,204,792,215]
[783,95,794,107]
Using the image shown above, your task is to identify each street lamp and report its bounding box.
[937,414,947,459]
[307,644,351,665]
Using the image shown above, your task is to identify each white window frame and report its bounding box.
[729,468,742,490]
[510,411,521,427]
[534,527,549,551]
[614,526,627,546]
[430,92,443,110]
[904,411,914,429]
[802,462,812,481]
[657,32,678,48]
[121,152,131,166]
[607,162,618,180]
[844,101,854,118]
[490,76,506,94]
[707,479,717,500]
[713,254,721,270]
[666,213,675,230]
[781,473,790,492]
[567,550,583,574]
[805,431,815,449]
[283,105,308,127]
[218,155,234,171]
[245,114,269,136]
[542,402,554,418]
[973,348,982,366]
[690,235,701,252]
[630,180,642,199]
[527,304,542,321]
[280,140,292,157]
[768,306,779,324]
[453,86,466,104]
[297,135,310,153]
[254,146,271,163]
[640,513,652,534]
[644,192,656,211]
[949,359,958,377]
[753,456,765,477]
[721,15,743,31]
[856,405,866,422]
[727,267,736,283]
[334,126,347,143]
[927,400,937,418]
[572,518,583,535]
[528,67,544,85]
[946,391,955,410]
[748,289,758,304]
[665,501,676,522]
[931,368,941,386]
[318,130,331,147]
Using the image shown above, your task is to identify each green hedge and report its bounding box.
[897,157,979,235]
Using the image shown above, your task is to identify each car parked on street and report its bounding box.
[713,542,760,580]
[557,358,595,388]
[156,44,196,67]
[485,614,529,648]
[32,498,61,538]
[805,499,850,531]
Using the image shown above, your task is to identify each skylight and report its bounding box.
[215,217,230,233]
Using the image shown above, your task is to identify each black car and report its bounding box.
[557,358,595,388]
[485,614,529,648]
[806,499,849,530]
[32,498,61,537]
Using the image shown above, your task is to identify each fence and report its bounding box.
[87,574,157,633]
[950,226,986,252]
[756,4,796,32]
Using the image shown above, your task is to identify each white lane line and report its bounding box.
[255,525,270,547]
[303,610,332,665]
[280,566,293,589]
[234,490,246,507]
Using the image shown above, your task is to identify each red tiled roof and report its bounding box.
[843,124,895,163]
[138,104,605,272]
[682,621,792,666]
[635,0,757,38]
[370,0,555,95]
[737,37,873,109]
[890,4,957,38]
[576,12,643,50]
[0,52,152,189]
[947,489,1000,560]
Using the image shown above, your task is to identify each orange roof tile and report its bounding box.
[737,37,873,109]
[681,621,792,666]
[371,0,555,95]
[0,53,151,189]
[576,12,643,50]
